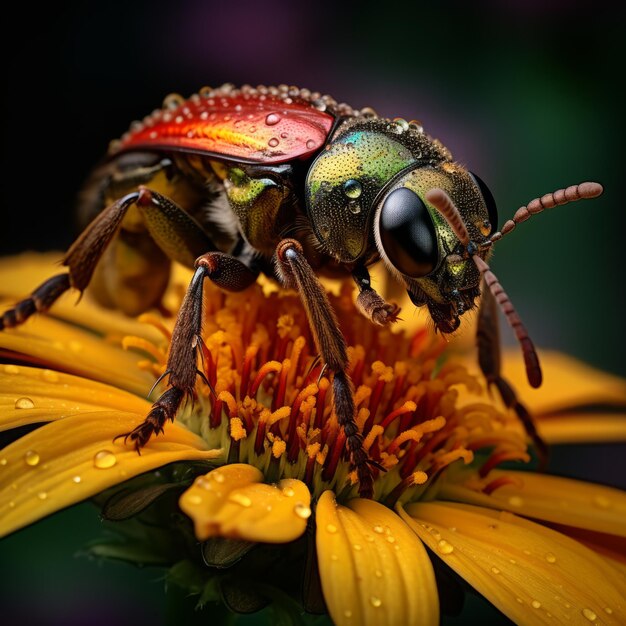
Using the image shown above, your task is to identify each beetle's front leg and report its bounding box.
[477,283,548,465]
[352,265,401,326]
[119,252,259,449]
[275,239,373,498]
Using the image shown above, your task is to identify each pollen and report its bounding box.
[133,276,527,502]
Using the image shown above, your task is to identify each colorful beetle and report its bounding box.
[0,83,603,498]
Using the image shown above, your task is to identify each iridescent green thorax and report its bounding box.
[305,118,451,262]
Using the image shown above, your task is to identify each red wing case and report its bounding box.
[112,85,338,164]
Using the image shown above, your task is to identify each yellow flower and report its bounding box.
[1,253,626,625]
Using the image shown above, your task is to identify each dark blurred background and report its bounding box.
[1,1,624,624]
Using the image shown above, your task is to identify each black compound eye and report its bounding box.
[470,172,498,233]
[379,187,439,278]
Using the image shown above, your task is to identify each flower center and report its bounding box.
[126,278,529,502]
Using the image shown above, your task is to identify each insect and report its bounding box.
[0,83,603,498]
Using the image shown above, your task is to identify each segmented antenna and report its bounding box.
[490,182,603,242]
[426,187,542,388]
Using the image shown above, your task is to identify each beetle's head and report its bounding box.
[305,123,423,263]
[373,162,498,331]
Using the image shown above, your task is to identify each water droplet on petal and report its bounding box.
[283,486,295,497]
[491,567,500,574]
[531,600,541,609]
[593,495,610,509]
[386,535,396,544]
[545,552,557,563]
[375,569,383,578]
[508,496,524,507]
[229,493,252,507]
[370,596,382,608]
[604,607,613,615]
[93,450,117,469]
[186,494,203,505]
[15,397,35,409]
[373,525,384,534]
[437,539,454,554]
[268,137,280,148]
[330,554,338,561]
[344,609,352,618]
[582,608,597,622]
[37,491,48,500]
[212,471,225,483]
[516,597,524,604]
[294,502,311,519]
[0,458,7,466]
[72,475,81,484]
[326,523,338,534]
[265,113,280,126]
[353,544,362,551]
[5,365,20,374]
[42,369,59,383]
[24,450,40,466]
[8,500,15,508]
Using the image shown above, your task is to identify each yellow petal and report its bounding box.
[440,469,626,537]
[501,350,626,414]
[179,463,311,543]
[0,411,221,537]
[0,365,151,431]
[536,412,626,444]
[315,491,438,626]
[0,252,166,342]
[0,315,154,396]
[400,501,626,625]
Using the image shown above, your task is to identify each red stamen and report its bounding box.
[272,359,290,411]
[249,361,282,399]
[350,356,366,387]
[364,378,386,434]
[314,378,329,430]
[240,346,258,400]
[322,430,346,481]
[482,475,523,495]
[210,398,223,429]
[380,401,417,430]
[479,450,530,478]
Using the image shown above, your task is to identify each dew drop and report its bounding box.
[306,139,316,149]
[330,554,338,561]
[365,534,375,542]
[326,523,338,534]
[15,397,35,409]
[93,450,117,469]
[283,486,295,497]
[604,607,613,615]
[212,471,225,483]
[72,475,81,484]
[42,369,59,383]
[531,600,542,609]
[386,535,396,544]
[582,608,597,622]
[265,112,280,126]
[545,552,557,564]
[508,496,524,507]
[5,365,19,374]
[294,503,311,519]
[437,540,454,555]
[186,494,203,505]
[593,495,610,509]
[348,201,361,214]
[344,609,352,618]
[268,137,280,148]
[24,450,40,466]
[229,493,252,507]
[491,567,500,575]
[8,501,15,508]
[370,596,382,608]
[343,179,362,199]
[516,597,524,604]
[0,458,6,466]
[195,477,211,490]
[37,491,48,500]
[163,93,184,110]
[375,569,383,578]
[69,340,83,353]
[373,525,384,534]
[353,544,362,551]
[319,224,330,239]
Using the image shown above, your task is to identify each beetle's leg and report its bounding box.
[275,239,373,498]
[352,265,401,326]
[118,251,259,450]
[0,192,142,330]
[477,283,548,465]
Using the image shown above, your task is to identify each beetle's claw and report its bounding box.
[371,302,401,325]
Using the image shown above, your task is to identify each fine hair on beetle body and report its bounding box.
[0,83,604,498]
